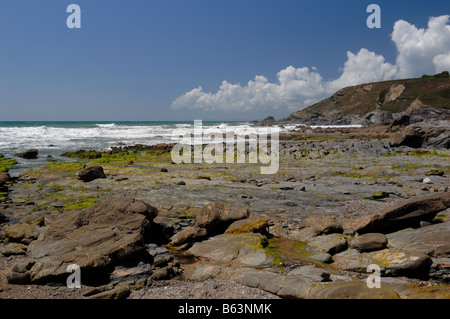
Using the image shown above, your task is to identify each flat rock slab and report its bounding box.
[387,222,450,257]
[8,197,158,284]
[306,234,347,255]
[230,269,312,299]
[289,265,330,282]
[187,234,273,269]
[308,280,400,299]
[332,249,374,273]
[189,265,223,282]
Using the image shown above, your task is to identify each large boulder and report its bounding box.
[7,197,158,284]
[195,202,252,234]
[388,126,424,148]
[369,249,432,279]
[353,192,450,234]
[187,233,273,269]
[78,166,107,182]
[169,202,252,246]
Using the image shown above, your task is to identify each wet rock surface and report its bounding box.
[0,127,449,299]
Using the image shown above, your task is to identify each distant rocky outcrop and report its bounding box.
[254,72,450,127]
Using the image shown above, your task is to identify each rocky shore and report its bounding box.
[0,121,449,299]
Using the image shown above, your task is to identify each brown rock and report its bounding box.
[169,226,207,246]
[195,202,252,234]
[8,197,157,284]
[299,215,343,236]
[16,148,38,159]
[78,166,107,182]
[349,233,388,252]
[0,172,11,186]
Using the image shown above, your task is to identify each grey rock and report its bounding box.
[289,265,330,282]
[308,280,400,299]
[0,243,28,256]
[369,249,432,279]
[189,265,222,281]
[386,222,450,257]
[353,192,450,234]
[349,233,388,252]
[332,249,375,273]
[310,253,333,264]
[187,234,273,269]
[306,234,347,255]
[8,197,157,284]
[230,269,312,299]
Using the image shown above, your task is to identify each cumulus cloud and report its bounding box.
[172,15,450,112]
[171,66,328,111]
[328,49,398,92]
[392,15,450,78]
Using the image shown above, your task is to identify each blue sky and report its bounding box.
[0,0,449,121]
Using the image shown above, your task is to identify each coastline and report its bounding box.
[0,123,449,299]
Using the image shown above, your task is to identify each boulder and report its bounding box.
[169,226,207,246]
[299,215,343,236]
[224,217,269,235]
[4,223,44,245]
[78,166,107,182]
[349,233,388,252]
[0,172,11,186]
[332,249,374,273]
[353,192,450,234]
[195,202,252,234]
[388,126,424,148]
[0,243,28,256]
[169,202,252,246]
[16,148,38,159]
[187,233,273,269]
[306,234,347,255]
[7,197,158,284]
[369,249,432,279]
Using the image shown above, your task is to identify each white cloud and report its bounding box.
[172,15,450,112]
[171,66,328,111]
[328,49,398,92]
[433,53,450,73]
[392,15,450,78]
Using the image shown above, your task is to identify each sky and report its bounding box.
[0,0,449,121]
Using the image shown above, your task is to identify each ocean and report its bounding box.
[0,121,280,175]
[0,121,361,175]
